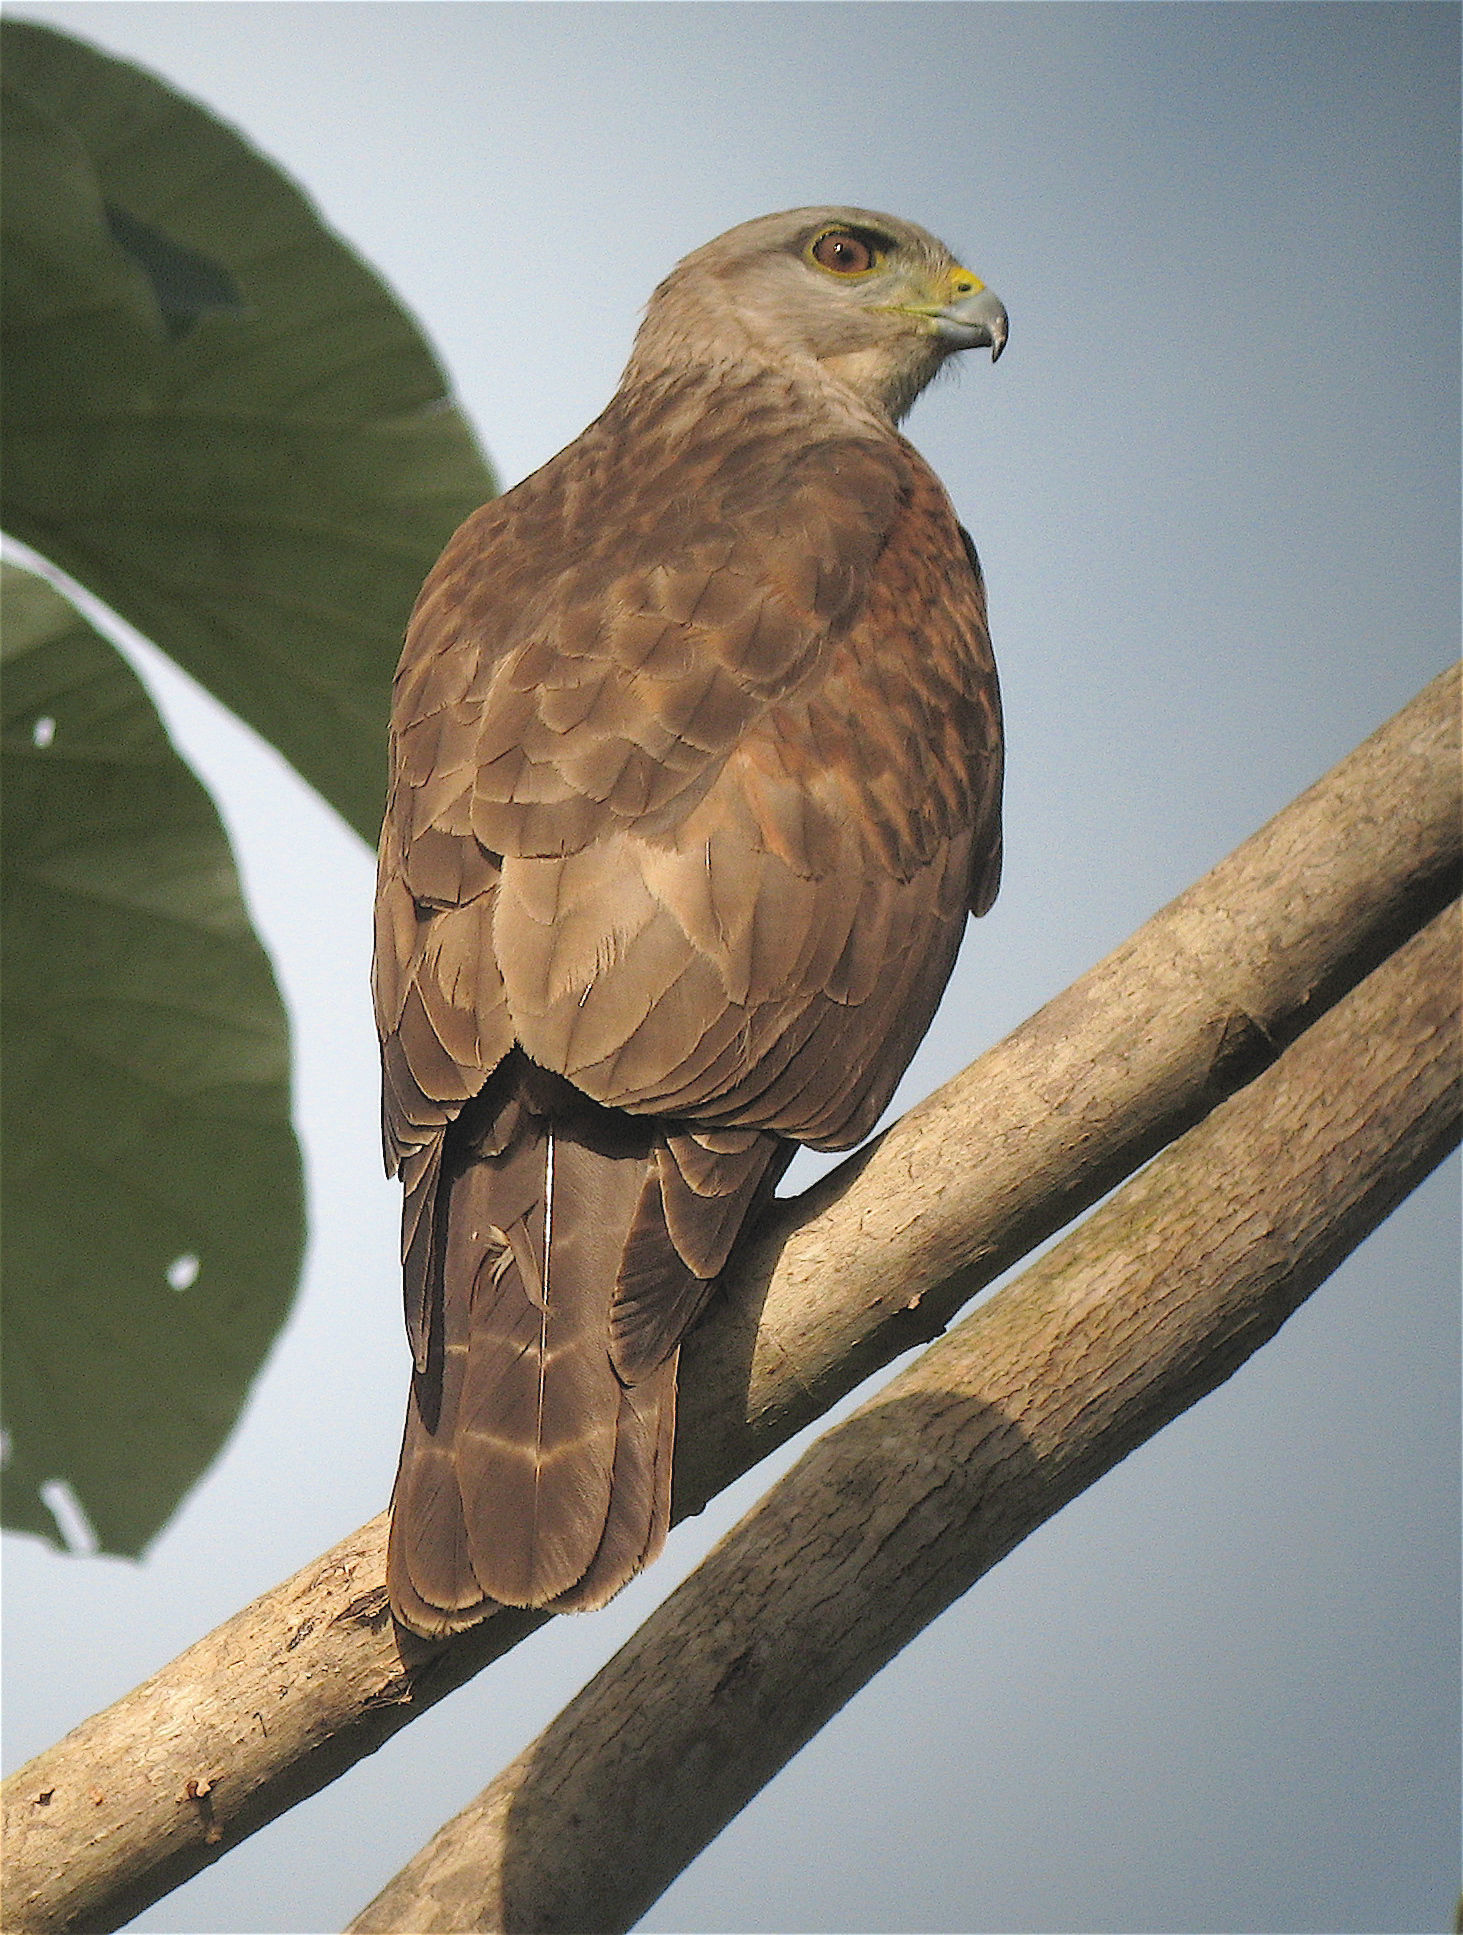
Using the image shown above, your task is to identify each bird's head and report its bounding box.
[626,206,1007,423]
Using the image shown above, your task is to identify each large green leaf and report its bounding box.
[0,564,304,1555]
[0,19,496,846]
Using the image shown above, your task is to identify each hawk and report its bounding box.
[374,207,1007,1635]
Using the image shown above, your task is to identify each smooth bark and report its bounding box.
[350,898,1462,1934]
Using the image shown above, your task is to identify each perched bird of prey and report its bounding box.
[374,207,1007,1636]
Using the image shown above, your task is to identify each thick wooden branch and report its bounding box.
[348,899,1462,1934]
[2,667,1457,1935]
[673,660,1461,1504]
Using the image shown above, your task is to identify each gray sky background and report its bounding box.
[2,6,1458,1934]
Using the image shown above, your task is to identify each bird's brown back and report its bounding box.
[375,234,1004,1635]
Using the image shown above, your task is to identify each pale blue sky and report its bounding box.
[3,6,1458,1933]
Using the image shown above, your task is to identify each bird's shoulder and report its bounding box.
[387,370,945,855]
[757,445,1001,883]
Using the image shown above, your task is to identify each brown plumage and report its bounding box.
[373,207,1007,1634]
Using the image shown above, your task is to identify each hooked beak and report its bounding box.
[933,282,1008,361]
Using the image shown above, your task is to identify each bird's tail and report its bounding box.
[386,1056,781,1633]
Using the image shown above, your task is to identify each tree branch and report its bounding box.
[672,663,1460,1504]
[348,897,1462,1933]
[2,666,1457,1935]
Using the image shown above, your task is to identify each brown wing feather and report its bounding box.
[375,359,1002,1632]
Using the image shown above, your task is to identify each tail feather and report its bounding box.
[610,1131,785,1380]
[454,1130,627,1606]
[386,1056,781,1632]
[547,1356,678,1612]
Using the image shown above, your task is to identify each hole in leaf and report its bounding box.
[166,1253,201,1292]
[39,1478,100,1555]
[32,716,55,748]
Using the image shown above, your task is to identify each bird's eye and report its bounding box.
[809,229,876,275]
